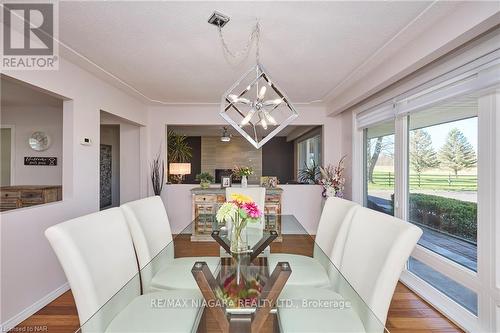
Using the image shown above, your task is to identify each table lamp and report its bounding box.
[169,163,191,183]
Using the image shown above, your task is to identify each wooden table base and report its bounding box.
[192,260,291,333]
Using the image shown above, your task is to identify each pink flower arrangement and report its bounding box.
[216,193,263,254]
[216,193,263,224]
[320,155,347,198]
[242,202,262,219]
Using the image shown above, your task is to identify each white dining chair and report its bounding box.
[121,196,220,292]
[267,197,359,287]
[45,208,202,332]
[278,206,423,332]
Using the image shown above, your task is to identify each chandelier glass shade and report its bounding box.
[219,64,298,149]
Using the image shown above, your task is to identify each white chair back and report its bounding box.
[333,207,422,326]
[121,196,174,268]
[45,208,140,330]
[226,187,266,229]
[313,197,358,265]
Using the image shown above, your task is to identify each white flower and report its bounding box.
[216,202,238,223]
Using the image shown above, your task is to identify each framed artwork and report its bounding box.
[260,176,269,187]
[267,176,278,188]
[99,144,112,208]
[221,176,232,188]
[261,176,278,188]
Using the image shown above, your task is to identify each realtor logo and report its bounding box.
[1,2,59,70]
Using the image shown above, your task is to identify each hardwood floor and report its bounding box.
[11,235,463,333]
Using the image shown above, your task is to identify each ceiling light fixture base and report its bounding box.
[208,11,230,28]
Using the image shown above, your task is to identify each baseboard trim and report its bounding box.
[0,282,70,332]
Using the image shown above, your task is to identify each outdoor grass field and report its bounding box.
[368,166,477,191]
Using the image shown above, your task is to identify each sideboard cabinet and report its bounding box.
[0,185,62,212]
[190,187,283,241]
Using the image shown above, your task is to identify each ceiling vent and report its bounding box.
[208,11,230,28]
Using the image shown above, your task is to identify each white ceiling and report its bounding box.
[58,1,461,104]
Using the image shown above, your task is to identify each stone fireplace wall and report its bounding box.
[201,136,262,184]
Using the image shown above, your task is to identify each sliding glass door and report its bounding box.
[355,44,500,331]
[360,95,482,322]
[407,96,479,315]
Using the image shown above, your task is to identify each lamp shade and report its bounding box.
[169,163,191,175]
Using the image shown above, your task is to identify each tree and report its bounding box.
[409,129,439,186]
[439,128,477,177]
[366,135,394,183]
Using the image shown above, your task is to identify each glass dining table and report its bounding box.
[78,215,388,333]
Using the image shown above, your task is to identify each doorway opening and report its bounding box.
[100,124,120,209]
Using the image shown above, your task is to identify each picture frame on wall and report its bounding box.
[221,176,232,188]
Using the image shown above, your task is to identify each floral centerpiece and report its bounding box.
[320,155,347,198]
[215,272,263,308]
[232,166,254,188]
[216,193,262,253]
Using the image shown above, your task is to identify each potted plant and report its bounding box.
[167,130,192,183]
[150,151,165,195]
[298,160,320,184]
[232,166,254,188]
[196,172,214,189]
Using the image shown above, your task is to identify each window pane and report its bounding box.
[308,135,321,167]
[409,257,478,315]
[408,96,478,271]
[297,134,321,182]
[364,121,395,216]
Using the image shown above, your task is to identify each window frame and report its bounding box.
[294,127,323,180]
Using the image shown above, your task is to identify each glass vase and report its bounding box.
[241,175,248,188]
[230,214,248,254]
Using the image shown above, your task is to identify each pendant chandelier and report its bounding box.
[211,13,299,149]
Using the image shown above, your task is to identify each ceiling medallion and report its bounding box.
[211,12,299,149]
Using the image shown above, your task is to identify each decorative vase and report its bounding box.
[241,175,248,188]
[326,187,335,197]
[230,213,248,254]
[200,181,210,189]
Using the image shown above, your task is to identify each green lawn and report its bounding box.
[368,171,477,191]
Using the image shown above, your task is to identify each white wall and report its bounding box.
[118,122,142,203]
[0,106,63,186]
[340,111,353,199]
[0,49,148,329]
[148,104,344,233]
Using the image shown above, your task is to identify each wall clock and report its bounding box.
[29,131,51,151]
